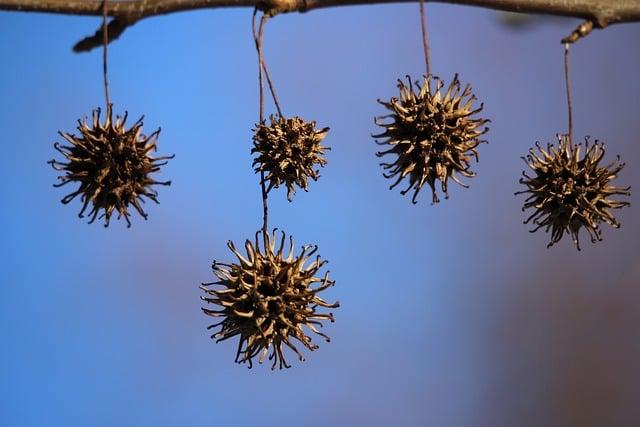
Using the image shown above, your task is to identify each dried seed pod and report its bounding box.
[516,134,630,250]
[374,74,489,204]
[252,115,330,201]
[49,105,174,227]
[201,229,339,370]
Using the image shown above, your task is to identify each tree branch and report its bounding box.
[1,0,638,52]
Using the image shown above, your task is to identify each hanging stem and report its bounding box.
[253,13,283,117]
[419,0,431,77]
[102,0,111,107]
[262,57,283,117]
[253,10,265,122]
[253,9,269,242]
[563,43,573,141]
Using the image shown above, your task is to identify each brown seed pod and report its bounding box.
[252,115,330,201]
[516,134,630,250]
[201,229,339,370]
[374,74,489,204]
[49,105,174,227]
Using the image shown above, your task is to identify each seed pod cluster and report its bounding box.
[252,115,330,201]
[517,134,630,250]
[49,105,173,227]
[374,74,489,204]
[201,229,339,370]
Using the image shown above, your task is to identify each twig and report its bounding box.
[74,15,137,52]
[562,20,595,44]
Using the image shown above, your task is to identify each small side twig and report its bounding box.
[74,15,137,52]
[561,20,595,44]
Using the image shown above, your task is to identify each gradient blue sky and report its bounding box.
[1,4,639,427]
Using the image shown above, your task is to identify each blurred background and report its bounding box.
[0,3,639,426]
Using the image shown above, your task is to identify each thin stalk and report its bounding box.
[563,43,573,141]
[102,0,111,107]
[253,10,269,243]
[419,0,431,76]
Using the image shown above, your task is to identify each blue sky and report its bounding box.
[1,4,639,426]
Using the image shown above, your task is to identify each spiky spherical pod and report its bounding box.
[516,134,630,250]
[252,115,330,201]
[374,74,489,204]
[201,229,339,370]
[49,105,174,227]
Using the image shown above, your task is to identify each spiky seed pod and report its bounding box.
[516,134,630,250]
[374,74,489,204]
[252,115,330,201]
[201,229,339,370]
[49,105,174,227]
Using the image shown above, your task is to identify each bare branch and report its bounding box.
[1,0,639,52]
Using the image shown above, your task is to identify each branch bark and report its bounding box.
[1,0,638,51]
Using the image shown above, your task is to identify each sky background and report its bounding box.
[1,3,639,427]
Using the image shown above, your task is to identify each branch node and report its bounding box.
[561,20,595,44]
[257,0,308,16]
